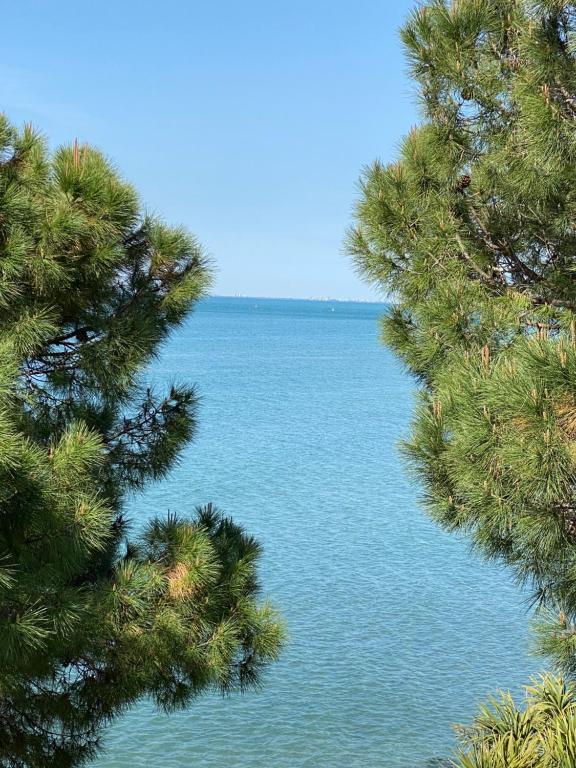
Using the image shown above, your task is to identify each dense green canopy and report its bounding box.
[350,0,576,673]
[0,116,283,767]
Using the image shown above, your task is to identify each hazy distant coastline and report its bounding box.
[210,294,387,304]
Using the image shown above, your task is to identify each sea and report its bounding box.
[91,296,536,768]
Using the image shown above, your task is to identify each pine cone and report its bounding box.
[565,515,576,540]
[457,174,471,191]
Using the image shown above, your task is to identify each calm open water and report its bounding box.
[92,296,536,768]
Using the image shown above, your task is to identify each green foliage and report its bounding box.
[0,116,283,767]
[451,675,576,767]
[349,0,576,674]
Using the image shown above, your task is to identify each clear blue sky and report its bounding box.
[3,0,417,300]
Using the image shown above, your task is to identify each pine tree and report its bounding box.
[0,116,283,768]
[349,0,576,674]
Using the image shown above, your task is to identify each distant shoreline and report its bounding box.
[208,294,387,304]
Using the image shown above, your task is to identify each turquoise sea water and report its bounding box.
[92,296,536,768]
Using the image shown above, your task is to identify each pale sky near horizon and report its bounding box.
[3,0,417,300]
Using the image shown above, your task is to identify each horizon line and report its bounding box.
[208,293,387,304]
